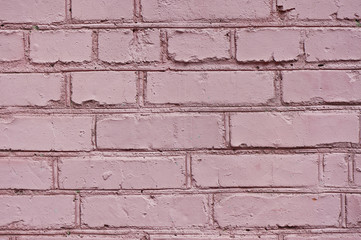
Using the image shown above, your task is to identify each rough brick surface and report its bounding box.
[277,0,361,20]
[1,0,361,239]
[305,30,361,62]
[72,0,133,21]
[0,32,24,61]
[71,71,137,105]
[168,30,230,62]
[0,73,63,106]
[147,71,275,105]
[236,29,300,62]
[230,112,359,147]
[82,195,208,227]
[346,194,361,227]
[0,158,53,189]
[98,29,161,63]
[142,0,271,22]
[0,0,65,23]
[30,31,93,63]
[214,194,341,227]
[283,70,361,103]
[192,154,318,188]
[0,195,75,229]
[354,155,361,186]
[0,116,93,151]
[58,156,186,189]
[97,114,225,150]
[323,154,349,187]
[285,234,361,240]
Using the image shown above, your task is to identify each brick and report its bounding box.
[346,194,361,227]
[285,234,361,240]
[236,29,300,62]
[0,116,93,151]
[0,0,65,23]
[0,195,75,229]
[0,73,63,106]
[97,114,225,150]
[305,30,361,62]
[283,70,361,103]
[168,30,230,62]
[353,155,361,186]
[141,0,271,22]
[58,156,186,189]
[192,154,318,188]
[98,29,161,63]
[146,71,275,105]
[0,158,52,190]
[30,30,92,63]
[152,237,277,240]
[18,238,137,240]
[0,32,24,61]
[338,0,361,19]
[71,71,137,105]
[82,195,208,227]
[276,0,338,20]
[230,112,359,147]
[323,154,349,187]
[214,194,340,227]
[72,0,133,21]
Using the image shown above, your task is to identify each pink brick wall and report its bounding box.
[0,0,361,239]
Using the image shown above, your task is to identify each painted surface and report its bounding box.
[0,0,361,239]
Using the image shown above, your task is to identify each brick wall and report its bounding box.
[0,0,361,239]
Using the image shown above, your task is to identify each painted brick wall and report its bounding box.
[0,0,361,239]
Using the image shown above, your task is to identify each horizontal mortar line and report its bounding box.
[1,187,361,195]
[0,148,359,158]
[1,60,361,71]
[1,106,361,114]
[0,22,360,30]
[2,227,361,235]
[0,145,361,154]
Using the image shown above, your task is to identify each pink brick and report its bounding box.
[18,238,137,240]
[285,234,361,240]
[353,155,361,186]
[236,29,300,62]
[283,70,361,103]
[97,114,225,150]
[0,195,75,229]
[0,73,63,106]
[141,0,271,22]
[146,71,275,105]
[98,29,161,63]
[305,30,361,62]
[276,0,338,20]
[230,112,359,147]
[338,0,361,19]
[323,154,349,187]
[82,195,208,227]
[71,71,137,105]
[0,0,65,23]
[0,158,52,190]
[152,237,277,240]
[72,0,133,21]
[346,194,361,227]
[0,116,93,151]
[192,154,318,188]
[30,30,92,63]
[214,194,340,227]
[168,30,230,62]
[0,32,24,61]
[58,156,186,189]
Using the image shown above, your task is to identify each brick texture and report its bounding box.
[0,0,360,239]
